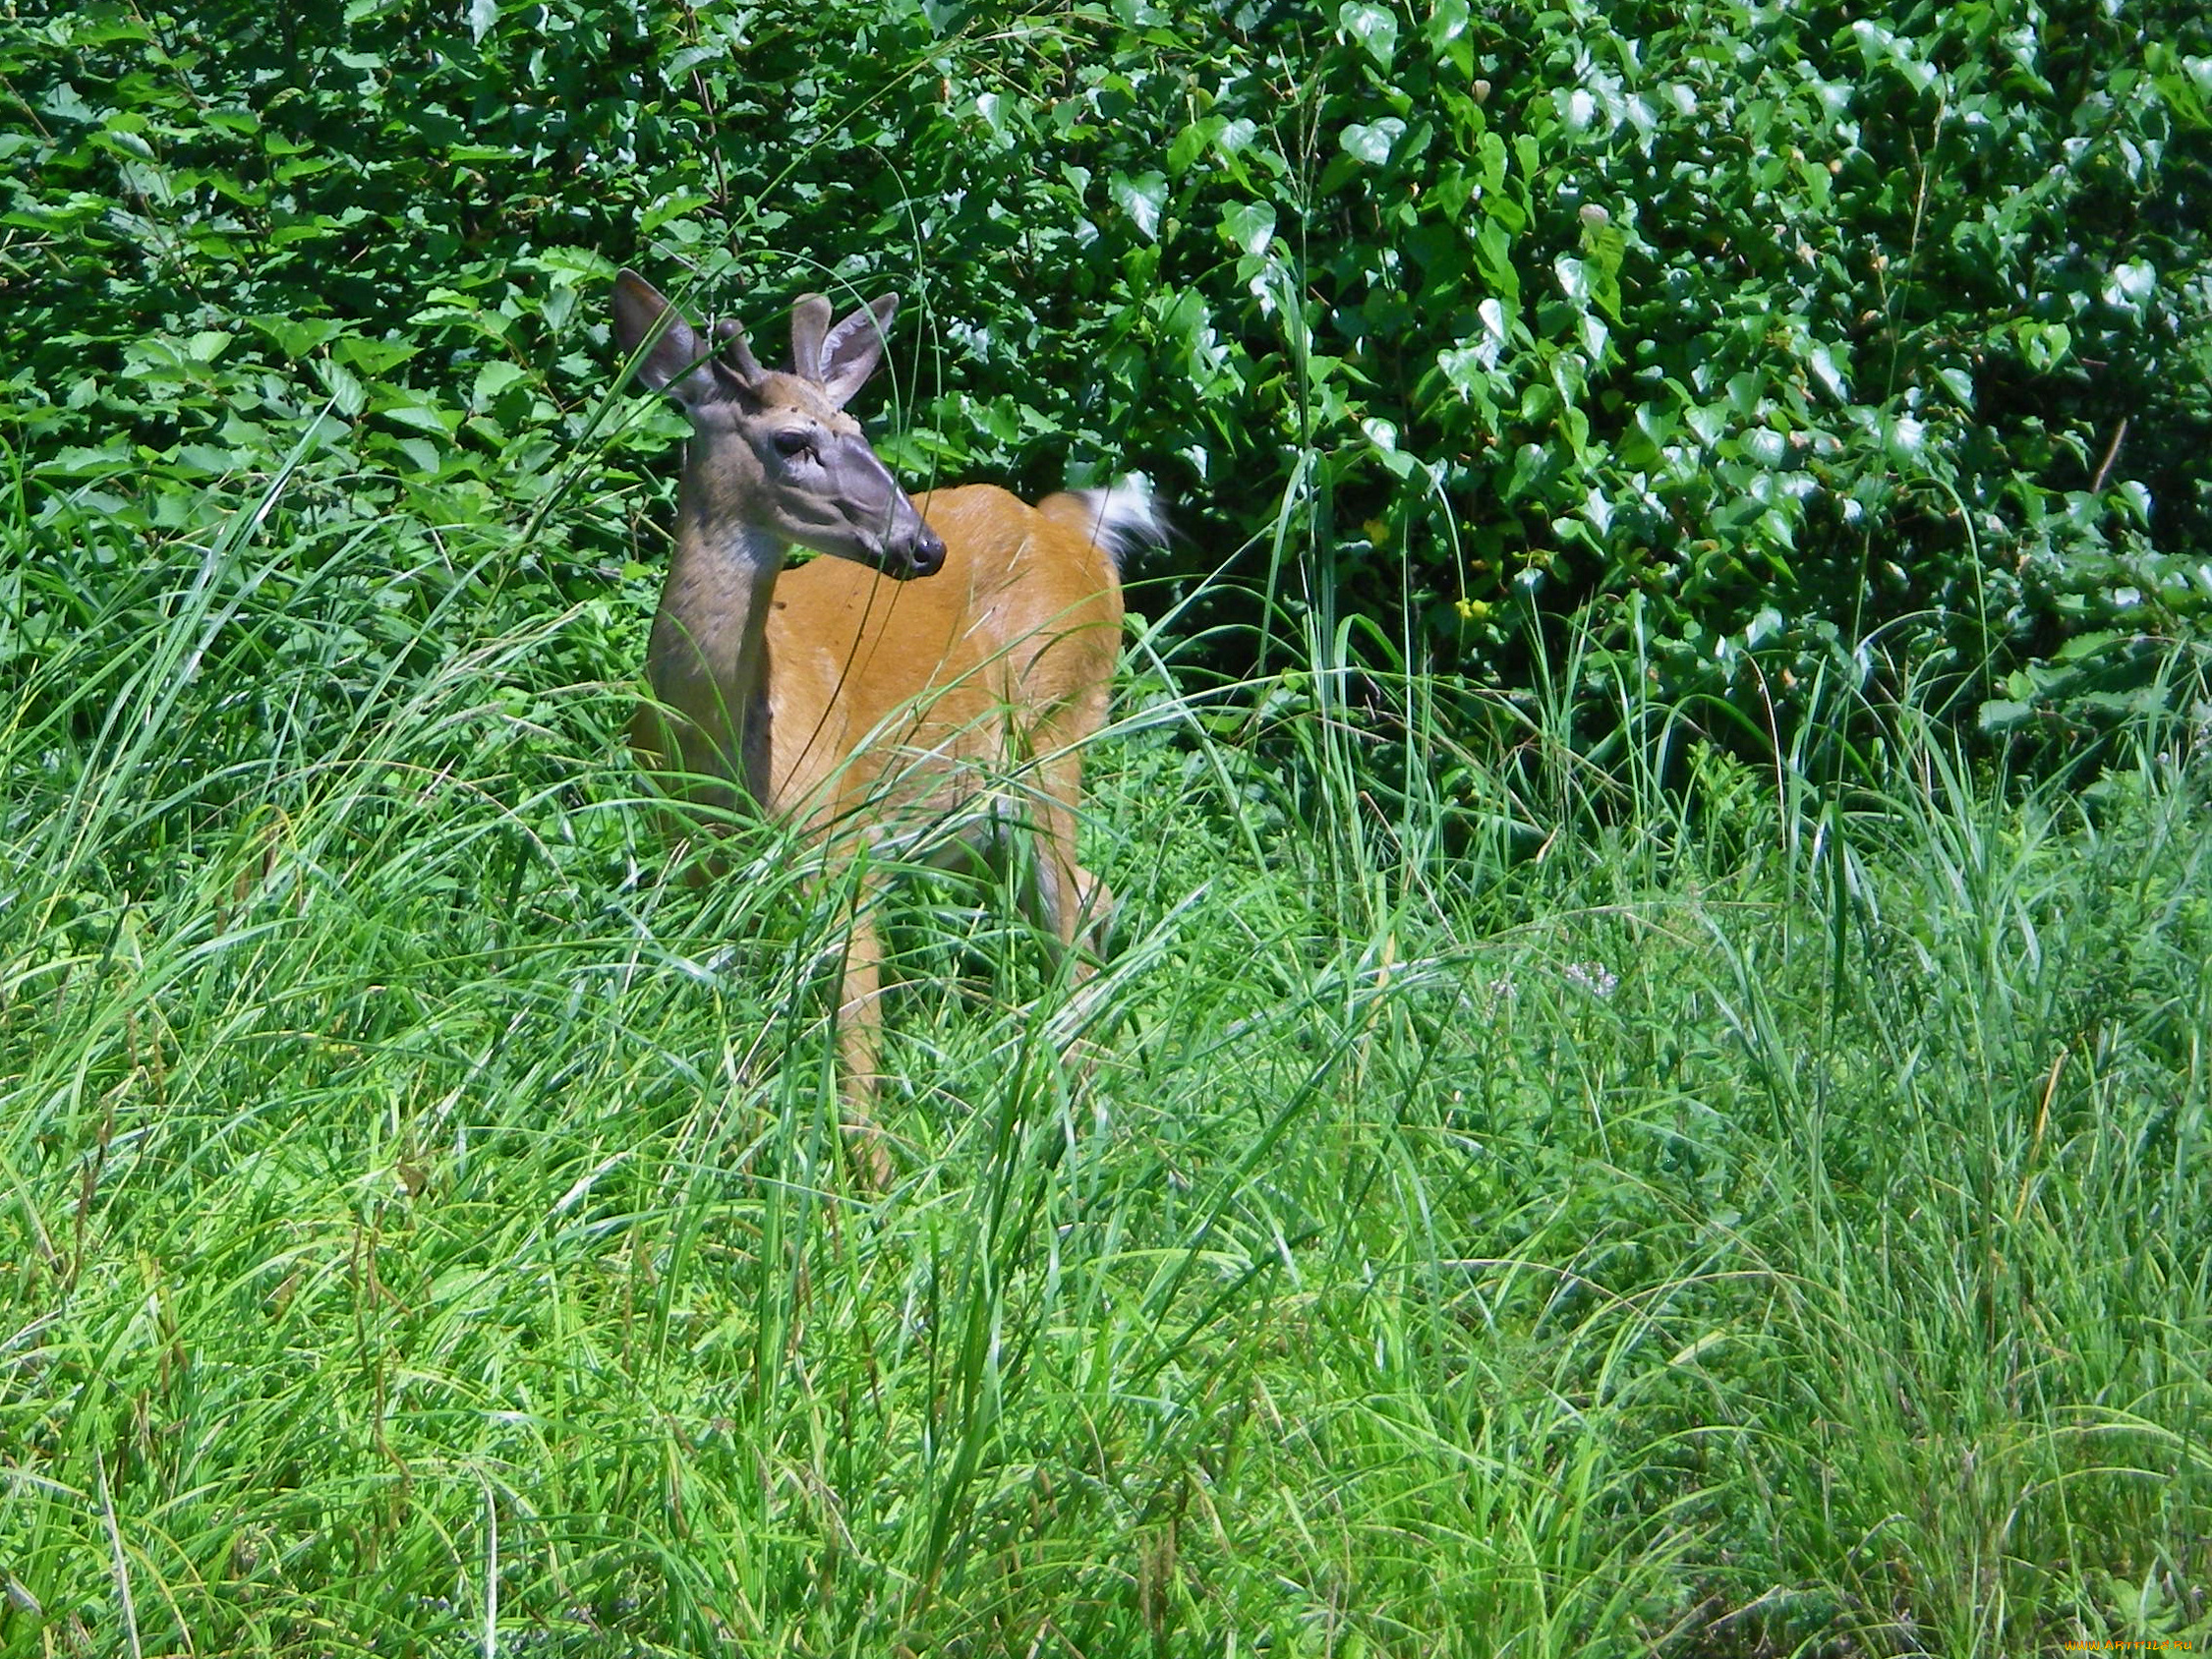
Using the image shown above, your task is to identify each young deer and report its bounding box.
[611,269,1153,1181]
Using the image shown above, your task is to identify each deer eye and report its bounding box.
[772,429,812,458]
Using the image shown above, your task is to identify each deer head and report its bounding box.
[611,268,945,580]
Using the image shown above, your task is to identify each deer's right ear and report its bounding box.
[612,269,708,400]
[818,293,899,409]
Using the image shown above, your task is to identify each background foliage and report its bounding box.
[9,0,2210,745]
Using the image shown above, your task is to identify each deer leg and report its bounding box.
[1071,868,1116,961]
[1033,839,1115,973]
[836,903,894,1189]
[1021,760,1121,1098]
[1027,753,1116,970]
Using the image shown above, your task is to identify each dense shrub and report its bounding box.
[6,0,2209,739]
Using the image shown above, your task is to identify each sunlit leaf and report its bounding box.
[1109,169,1168,240]
[1220,200,1276,257]
[1339,118,1404,165]
[1337,2,1398,69]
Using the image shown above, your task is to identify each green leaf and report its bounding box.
[1743,429,1786,468]
[44,441,133,478]
[2103,261,2156,314]
[1362,416,1417,478]
[1503,442,1550,501]
[1578,218,1624,321]
[1437,345,1486,397]
[1216,118,1256,154]
[1109,170,1168,240]
[1337,2,1399,69]
[1807,343,1850,403]
[1473,219,1520,308]
[2056,630,2126,662]
[333,337,420,375]
[166,442,238,477]
[380,401,459,438]
[1554,255,1591,310]
[2150,48,2212,128]
[472,362,528,407]
[1340,119,1405,166]
[1220,201,1276,257]
[2017,321,2070,372]
[393,436,444,475]
[1167,117,1218,178]
[639,189,713,237]
[313,357,367,417]
[249,316,345,359]
[1426,0,1471,54]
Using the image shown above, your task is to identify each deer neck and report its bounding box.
[645,486,785,811]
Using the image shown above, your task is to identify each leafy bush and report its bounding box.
[6,0,2209,744]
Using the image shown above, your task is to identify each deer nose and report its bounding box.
[901,525,946,580]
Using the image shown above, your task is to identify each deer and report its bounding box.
[610,268,1156,1184]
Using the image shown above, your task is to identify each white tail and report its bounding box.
[610,269,1157,1182]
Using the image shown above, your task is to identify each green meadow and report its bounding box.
[5,460,2207,1652]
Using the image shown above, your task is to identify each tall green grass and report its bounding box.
[3,449,2207,1656]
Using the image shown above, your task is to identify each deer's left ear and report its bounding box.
[612,269,708,399]
[817,294,899,409]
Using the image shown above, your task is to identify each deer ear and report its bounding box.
[612,269,713,403]
[788,294,833,386]
[818,293,899,409]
